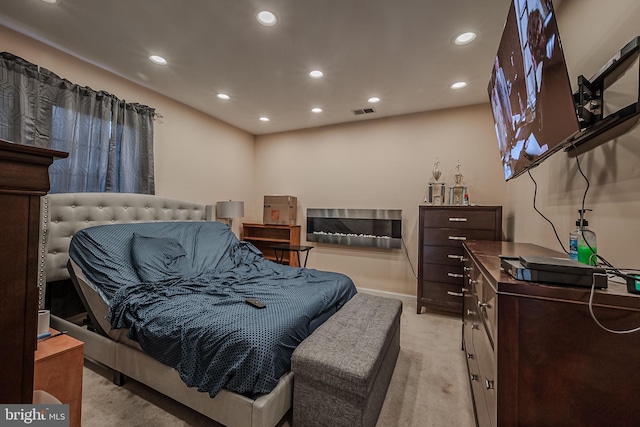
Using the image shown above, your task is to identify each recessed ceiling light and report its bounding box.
[257,11,278,26]
[454,32,477,45]
[368,97,381,103]
[311,107,323,113]
[451,81,468,89]
[217,93,230,100]
[309,70,324,79]
[259,116,270,122]
[149,55,167,65]
[40,0,59,4]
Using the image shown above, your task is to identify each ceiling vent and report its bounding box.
[351,107,376,115]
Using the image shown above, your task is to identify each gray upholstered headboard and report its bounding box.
[38,192,209,308]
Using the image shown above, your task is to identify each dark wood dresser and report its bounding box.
[0,139,66,403]
[463,240,640,427]
[417,205,502,314]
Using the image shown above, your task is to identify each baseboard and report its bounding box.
[356,287,413,303]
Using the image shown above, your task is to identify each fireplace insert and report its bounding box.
[306,208,402,249]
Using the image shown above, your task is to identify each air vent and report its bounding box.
[351,107,376,115]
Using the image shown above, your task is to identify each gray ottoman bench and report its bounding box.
[291,292,402,427]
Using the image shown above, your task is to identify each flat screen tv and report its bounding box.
[488,0,580,180]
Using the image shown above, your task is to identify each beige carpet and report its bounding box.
[80,293,475,426]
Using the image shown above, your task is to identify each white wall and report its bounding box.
[254,105,507,295]
[0,24,256,236]
[504,0,640,269]
[6,0,638,294]
[3,24,508,298]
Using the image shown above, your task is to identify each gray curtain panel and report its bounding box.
[0,53,40,144]
[109,102,155,194]
[0,52,155,194]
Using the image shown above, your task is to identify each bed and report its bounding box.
[38,192,356,427]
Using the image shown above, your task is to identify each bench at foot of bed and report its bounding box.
[291,292,402,427]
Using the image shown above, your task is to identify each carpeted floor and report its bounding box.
[80,292,475,426]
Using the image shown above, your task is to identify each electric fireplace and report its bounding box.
[306,208,402,248]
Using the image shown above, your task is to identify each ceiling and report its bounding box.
[0,0,524,135]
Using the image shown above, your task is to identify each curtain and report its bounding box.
[0,52,155,194]
[109,102,155,193]
[0,53,40,144]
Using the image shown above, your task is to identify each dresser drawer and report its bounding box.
[475,322,496,427]
[463,287,478,355]
[423,228,498,247]
[422,245,465,265]
[467,351,492,427]
[422,263,464,285]
[421,281,464,307]
[423,209,499,229]
[472,267,496,347]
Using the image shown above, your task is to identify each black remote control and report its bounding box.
[245,297,266,308]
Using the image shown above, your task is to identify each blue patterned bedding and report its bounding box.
[68,221,356,398]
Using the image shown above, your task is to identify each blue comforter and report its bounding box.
[69,221,356,398]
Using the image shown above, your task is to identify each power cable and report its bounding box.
[527,169,568,254]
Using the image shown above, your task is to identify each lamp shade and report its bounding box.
[216,201,244,219]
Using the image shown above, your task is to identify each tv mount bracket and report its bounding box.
[566,36,640,157]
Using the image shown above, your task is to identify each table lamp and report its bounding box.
[216,200,244,233]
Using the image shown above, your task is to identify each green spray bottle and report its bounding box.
[576,209,597,266]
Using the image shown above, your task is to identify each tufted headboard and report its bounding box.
[38,192,210,308]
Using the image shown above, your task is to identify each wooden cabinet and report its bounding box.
[417,205,502,314]
[0,139,67,403]
[241,223,301,266]
[462,240,640,426]
[34,330,84,427]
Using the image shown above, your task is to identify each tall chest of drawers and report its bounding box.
[417,205,502,314]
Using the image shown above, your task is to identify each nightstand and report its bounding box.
[34,329,84,427]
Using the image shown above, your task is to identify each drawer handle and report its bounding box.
[461,287,469,293]
[447,291,464,298]
[464,266,471,272]
[448,254,464,260]
[471,323,479,330]
[448,272,464,278]
[467,353,475,360]
[469,279,478,285]
[470,374,479,381]
[478,301,491,309]
[485,379,495,390]
[449,217,468,222]
[466,309,476,316]
[448,236,467,241]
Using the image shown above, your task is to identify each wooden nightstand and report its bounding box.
[34,329,84,427]
[241,223,301,266]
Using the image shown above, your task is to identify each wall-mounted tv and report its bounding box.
[488,0,580,180]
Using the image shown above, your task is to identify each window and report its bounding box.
[0,52,155,194]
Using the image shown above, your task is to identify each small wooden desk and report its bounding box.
[34,329,84,427]
[272,244,314,267]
